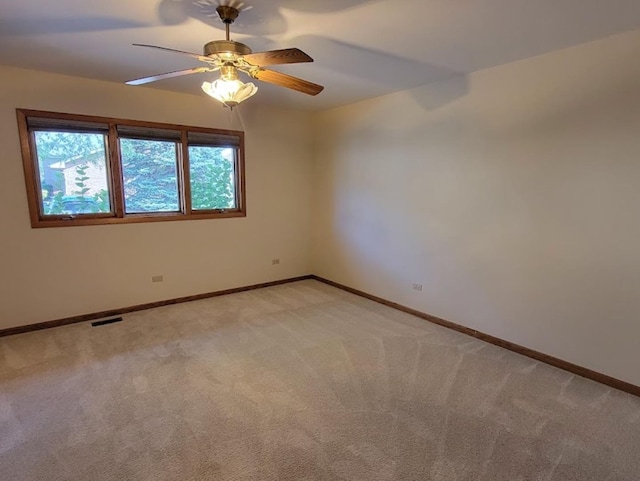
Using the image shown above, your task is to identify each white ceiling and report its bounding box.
[1,0,640,111]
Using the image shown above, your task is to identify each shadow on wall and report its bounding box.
[292,35,469,109]
[158,0,380,34]
[0,17,146,36]
[407,74,470,112]
[291,34,470,113]
[295,36,458,88]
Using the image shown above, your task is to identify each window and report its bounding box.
[17,109,245,227]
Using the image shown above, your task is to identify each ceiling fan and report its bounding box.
[126,4,324,108]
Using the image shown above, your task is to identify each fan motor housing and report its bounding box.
[204,40,252,58]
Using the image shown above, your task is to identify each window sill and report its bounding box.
[32,210,246,228]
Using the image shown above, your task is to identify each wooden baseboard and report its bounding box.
[311,275,640,398]
[0,275,313,338]
[3,273,638,398]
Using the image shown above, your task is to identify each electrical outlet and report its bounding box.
[412,283,423,291]
[152,275,164,283]
[272,259,280,265]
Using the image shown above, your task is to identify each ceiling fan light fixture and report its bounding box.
[201,65,257,108]
[126,5,323,101]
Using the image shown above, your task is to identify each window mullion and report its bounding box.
[236,132,246,213]
[108,124,125,218]
[180,131,192,215]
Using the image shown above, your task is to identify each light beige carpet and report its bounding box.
[1,280,639,480]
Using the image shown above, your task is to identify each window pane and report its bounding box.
[189,146,236,210]
[120,138,180,213]
[19,110,246,227]
[33,131,111,215]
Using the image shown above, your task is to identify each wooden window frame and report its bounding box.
[17,109,246,228]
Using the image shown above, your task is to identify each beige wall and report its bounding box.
[3,29,640,387]
[0,66,314,329]
[311,29,640,385]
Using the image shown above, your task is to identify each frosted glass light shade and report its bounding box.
[202,78,258,108]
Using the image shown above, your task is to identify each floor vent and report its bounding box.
[91,317,123,327]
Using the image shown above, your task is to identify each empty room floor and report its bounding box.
[1,280,639,480]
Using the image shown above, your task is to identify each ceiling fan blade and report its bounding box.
[126,66,213,86]
[253,69,324,95]
[132,43,212,63]
[243,48,313,66]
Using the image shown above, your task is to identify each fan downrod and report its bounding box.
[204,6,249,56]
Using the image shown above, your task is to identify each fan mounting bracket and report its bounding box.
[216,6,240,24]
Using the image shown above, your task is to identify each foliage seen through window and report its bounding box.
[17,109,245,227]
